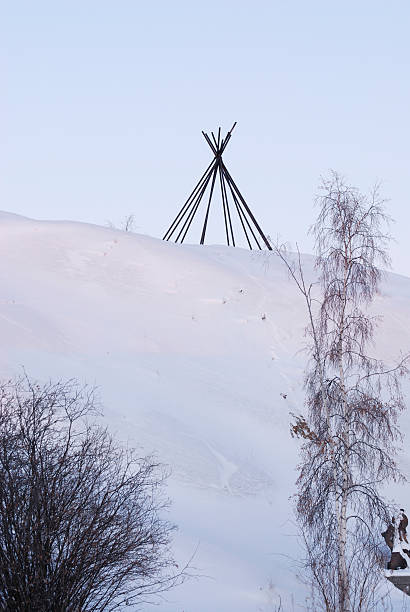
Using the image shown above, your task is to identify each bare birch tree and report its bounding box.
[277,171,408,612]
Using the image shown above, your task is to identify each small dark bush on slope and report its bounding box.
[0,376,180,611]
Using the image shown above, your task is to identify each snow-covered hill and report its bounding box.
[1,212,410,610]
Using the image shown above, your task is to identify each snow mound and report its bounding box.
[0,213,409,610]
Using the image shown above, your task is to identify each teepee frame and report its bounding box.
[163,123,272,250]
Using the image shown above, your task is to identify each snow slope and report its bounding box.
[0,212,410,610]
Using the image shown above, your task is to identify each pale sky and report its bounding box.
[2,1,410,274]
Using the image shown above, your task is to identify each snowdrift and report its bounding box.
[1,212,410,610]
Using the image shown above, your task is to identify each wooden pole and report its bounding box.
[163,157,216,241]
[222,162,272,250]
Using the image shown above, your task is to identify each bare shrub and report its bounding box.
[0,376,181,610]
[106,214,136,232]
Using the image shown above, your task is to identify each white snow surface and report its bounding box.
[1,212,410,610]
